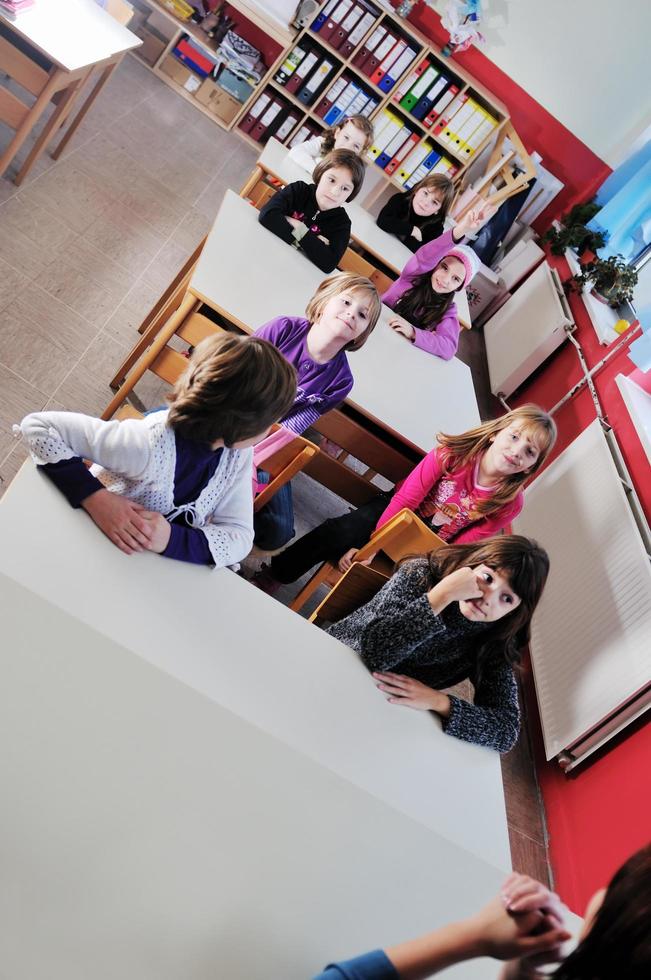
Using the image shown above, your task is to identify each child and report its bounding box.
[327,534,550,753]
[258,149,365,273]
[16,334,297,568]
[265,405,557,586]
[383,203,496,360]
[252,271,382,551]
[376,173,455,253]
[288,114,374,173]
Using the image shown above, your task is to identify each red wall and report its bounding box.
[510,253,651,913]
[398,3,611,231]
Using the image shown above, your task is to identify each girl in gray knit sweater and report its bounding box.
[326,535,549,753]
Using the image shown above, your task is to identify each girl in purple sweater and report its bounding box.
[383,203,495,361]
[253,271,381,551]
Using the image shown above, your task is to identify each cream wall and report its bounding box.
[428,0,651,166]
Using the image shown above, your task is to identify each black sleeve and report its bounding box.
[376,193,413,238]
[299,211,351,273]
[40,457,105,508]
[258,182,305,245]
[420,216,446,247]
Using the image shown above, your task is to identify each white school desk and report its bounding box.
[190,190,479,457]
[0,0,141,182]
[241,137,471,329]
[0,464,510,978]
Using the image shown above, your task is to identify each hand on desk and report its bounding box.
[389,315,416,342]
[286,217,302,229]
[373,672,450,716]
[82,489,171,555]
[338,548,376,573]
[411,225,423,242]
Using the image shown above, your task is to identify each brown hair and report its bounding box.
[312,149,366,202]
[436,404,557,519]
[167,333,296,446]
[321,114,375,155]
[407,172,455,224]
[553,843,651,980]
[425,534,550,677]
[392,266,458,330]
[305,271,381,351]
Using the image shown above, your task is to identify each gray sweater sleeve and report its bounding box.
[444,658,520,754]
[345,561,449,672]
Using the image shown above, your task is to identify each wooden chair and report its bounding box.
[104,310,221,419]
[110,237,207,391]
[290,507,445,614]
[247,181,276,210]
[309,563,389,627]
[254,429,319,514]
[338,247,393,294]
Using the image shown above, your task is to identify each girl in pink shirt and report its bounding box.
[382,203,495,361]
[264,405,557,588]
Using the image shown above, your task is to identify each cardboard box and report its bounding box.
[195,77,242,125]
[136,27,167,67]
[217,68,254,104]
[159,54,203,94]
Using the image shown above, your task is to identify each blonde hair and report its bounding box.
[408,172,455,222]
[167,332,297,445]
[322,114,374,155]
[305,271,381,351]
[436,405,557,517]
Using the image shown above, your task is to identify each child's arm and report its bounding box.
[348,560,451,672]
[375,448,443,529]
[193,447,255,567]
[297,214,351,273]
[443,657,521,753]
[287,135,323,174]
[452,494,524,544]
[280,373,354,435]
[258,182,308,244]
[411,308,460,361]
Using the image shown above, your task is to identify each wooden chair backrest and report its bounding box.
[248,182,276,210]
[357,508,445,563]
[149,313,224,385]
[339,247,393,296]
[254,428,319,512]
[309,562,389,626]
[0,36,49,132]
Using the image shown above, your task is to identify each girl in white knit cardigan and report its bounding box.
[17,334,296,568]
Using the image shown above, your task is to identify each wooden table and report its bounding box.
[241,138,471,329]
[192,191,479,501]
[0,0,140,183]
[0,463,510,979]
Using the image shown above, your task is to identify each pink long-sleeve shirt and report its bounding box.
[382,229,461,361]
[376,447,524,543]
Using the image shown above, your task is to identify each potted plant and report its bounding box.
[543,202,607,257]
[568,254,638,308]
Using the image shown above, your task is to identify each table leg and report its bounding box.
[51,59,119,162]
[239,165,263,199]
[0,68,65,180]
[14,72,88,185]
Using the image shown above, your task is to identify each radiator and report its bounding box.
[513,420,651,771]
[484,261,574,397]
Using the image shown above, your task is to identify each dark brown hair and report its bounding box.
[436,405,557,518]
[313,149,366,202]
[167,333,296,446]
[392,267,458,330]
[305,270,381,351]
[416,535,550,679]
[407,172,455,225]
[321,114,374,155]
[553,843,651,980]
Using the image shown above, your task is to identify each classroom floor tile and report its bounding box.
[0,52,548,887]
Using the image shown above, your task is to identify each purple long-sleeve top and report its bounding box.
[382,228,461,361]
[255,316,354,433]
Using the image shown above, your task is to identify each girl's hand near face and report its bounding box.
[389,315,416,341]
[373,672,451,715]
[411,225,423,242]
[427,565,482,612]
[454,202,498,239]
